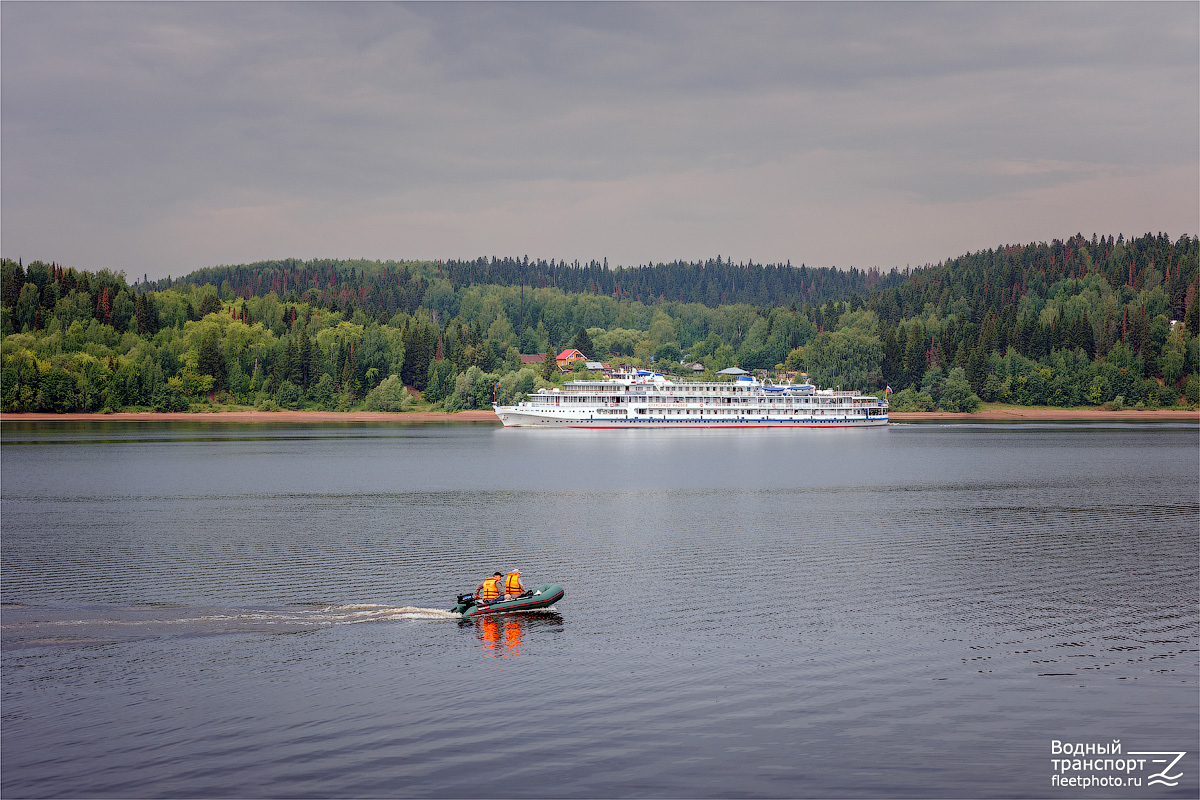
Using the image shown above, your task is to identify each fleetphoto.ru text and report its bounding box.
[1051,739,1187,790]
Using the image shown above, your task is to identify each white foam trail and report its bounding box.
[379,607,463,621]
[319,605,461,623]
[2,605,464,635]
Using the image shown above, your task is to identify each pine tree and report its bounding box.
[197,329,228,392]
[342,343,360,398]
[308,334,325,390]
[296,329,312,388]
[902,322,926,389]
[1,260,24,309]
[568,326,594,359]
[288,336,304,387]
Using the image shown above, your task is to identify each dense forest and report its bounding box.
[151,256,904,312]
[2,232,1197,414]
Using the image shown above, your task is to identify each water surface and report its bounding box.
[3,420,1197,798]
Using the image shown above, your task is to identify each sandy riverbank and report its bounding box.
[889,407,1197,421]
[0,409,500,423]
[2,407,1195,423]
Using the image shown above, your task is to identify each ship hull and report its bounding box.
[494,407,887,428]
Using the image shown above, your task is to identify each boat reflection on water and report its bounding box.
[467,612,563,659]
[478,617,518,658]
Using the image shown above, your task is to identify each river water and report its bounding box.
[2,420,1197,798]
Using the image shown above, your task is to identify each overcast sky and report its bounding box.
[3,2,1196,281]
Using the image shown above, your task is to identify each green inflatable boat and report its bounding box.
[450,584,565,618]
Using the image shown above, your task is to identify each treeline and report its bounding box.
[2,231,1197,415]
[439,256,907,308]
[1,256,461,412]
[868,233,1199,410]
[160,255,906,312]
[144,258,430,322]
[869,232,1195,324]
[0,254,828,413]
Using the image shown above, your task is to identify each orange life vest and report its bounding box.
[480,576,502,600]
[505,572,523,595]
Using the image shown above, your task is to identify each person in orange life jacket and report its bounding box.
[476,572,503,603]
[504,569,524,600]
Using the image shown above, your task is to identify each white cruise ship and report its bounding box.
[494,367,888,428]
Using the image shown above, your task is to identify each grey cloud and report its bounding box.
[2,1,1195,276]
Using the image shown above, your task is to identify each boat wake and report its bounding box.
[318,604,461,623]
[1,602,461,646]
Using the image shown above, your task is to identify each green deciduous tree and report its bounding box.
[36,367,77,412]
[1,349,40,411]
[806,328,883,390]
[939,367,981,412]
[308,373,336,407]
[363,374,413,411]
[654,342,681,365]
[275,380,302,408]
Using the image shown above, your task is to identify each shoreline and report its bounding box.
[1,408,1195,424]
[0,409,501,423]
[889,408,1197,421]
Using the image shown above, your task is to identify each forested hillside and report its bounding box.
[153,256,902,313]
[2,232,1197,414]
[869,233,1198,410]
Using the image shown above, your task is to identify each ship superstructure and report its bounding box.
[494,367,888,428]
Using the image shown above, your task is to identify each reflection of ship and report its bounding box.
[494,367,888,428]
[450,584,565,618]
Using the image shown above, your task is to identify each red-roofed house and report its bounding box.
[556,348,587,369]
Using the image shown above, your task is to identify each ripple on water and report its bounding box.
[1,423,1196,798]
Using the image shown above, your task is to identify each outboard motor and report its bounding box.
[451,592,477,615]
